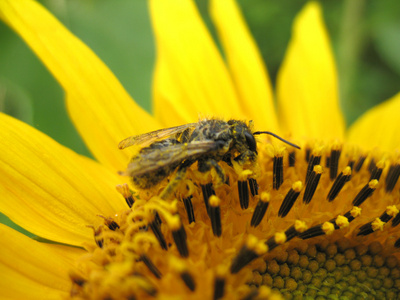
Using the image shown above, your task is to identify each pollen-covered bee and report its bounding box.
[119,119,299,199]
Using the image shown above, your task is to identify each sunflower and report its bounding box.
[1,0,400,299]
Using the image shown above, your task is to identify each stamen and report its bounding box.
[305,147,311,162]
[238,180,249,209]
[213,278,225,300]
[273,153,283,190]
[201,183,215,213]
[288,151,296,167]
[357,217,386,236]
[368,158,376,174]
[278,181,302,217]
[170,217,189,257]
[250,192,270,227]
[329,143,341,180]
[303,165,323,204]
[230,236,268,274]
[392,214,400,227]
[395,238,400,248]
[352,179,378,206]
[180,271,196,291]
[266,232,287,252]
[369,160,384,181]
[326,166,352,202]
[116,183,135,208]
[182,196,195,224]
[87,225,103,248]
[385,163,400,192]
[149,216,168,250]
[97,215,120,231]
[248,178,258,196]
[140,254,162,279]
[305,151,321,184]
[354,155,366,172]
[209,195,222,237]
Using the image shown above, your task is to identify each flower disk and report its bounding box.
[70,142,400,299]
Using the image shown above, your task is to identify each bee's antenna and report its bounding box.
[253,131,301,149]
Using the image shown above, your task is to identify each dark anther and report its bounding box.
[305,154,321,184]
[305,148,311,162]
[230,246,259,274]
[395,238,400,248]
[248,178,258,196]
[352,181,377,206]
[273,155,283,190]
[209,197,222,237]
[70,275,86,287]
[348,160,355,171]
[285,225,299,242]
[329,148,341,180]
[380,212,393,223]
[343,210,356,223]
[357,222,374,236]
[201,183,215,214]
[325,156,330,168]
[278,185,301,218]
[172,224,189,257]
[154,211,162,226]
[140,254,162,279]
[125,195,135,208]
[181,271,196,291]
[213,277,225,300]
[265,236,278,251]
[108,221,120,231]
[95,238,103,248]
[288,151,296,167]
[303,166,322,204]
[182,196,195,224]
[327,168,351,202]
[299,224,324,240]
[368,159,376,174]
[385,164,400,193]
[354,156,366,172]
[369,165,383,181]
[392,214,400,227]
[250,199,269,227]
[149,219,168,250]
[238,180,249,209]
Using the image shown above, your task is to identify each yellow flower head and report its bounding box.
[1,0,400,299]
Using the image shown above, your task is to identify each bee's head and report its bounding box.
[228,120,258,155]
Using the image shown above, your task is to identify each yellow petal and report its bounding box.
[0,0,161,172]
[0,113,127,246]
[150,0,243,127]
[347,92,400,152]
[0,224,84,299]
[277,2,345,141]
[210,0,278,131]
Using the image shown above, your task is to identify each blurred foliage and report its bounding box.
[0,0,399,231]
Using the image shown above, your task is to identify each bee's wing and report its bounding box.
[123,140,224,177]
[118,123,197,149]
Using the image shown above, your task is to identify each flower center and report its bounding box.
[69,142,400,299]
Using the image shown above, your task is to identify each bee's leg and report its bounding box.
[160,161,194,200]
[198,159,226,185]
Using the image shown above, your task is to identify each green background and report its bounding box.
[1,0,399,236]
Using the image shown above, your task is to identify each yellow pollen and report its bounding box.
[167,215,181,231]
[294,220,308,233]
[274,232,287,244]
[386,205,399,217]
[116,183,132,198]
[369,179,379,189]
[260,192,270,203]
[322,222,335,235]
[343,166,352,176]
[371,218,385,231]
[209,195,221,207]
[335,215,349,228]
[351,206,362,218]
[292,181,303,192]
[313,165,323,174]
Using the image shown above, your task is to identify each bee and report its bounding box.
[119,119,299,199]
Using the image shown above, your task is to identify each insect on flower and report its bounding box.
[119,119,300,199]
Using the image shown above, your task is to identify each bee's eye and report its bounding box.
[245,132,257,152]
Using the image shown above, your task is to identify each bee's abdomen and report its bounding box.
[132,166,175,189]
